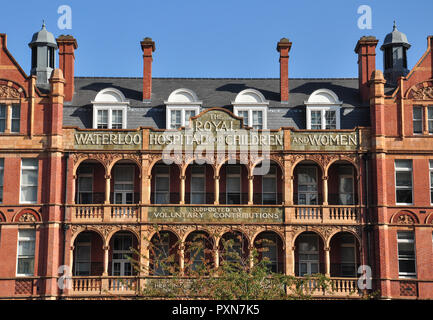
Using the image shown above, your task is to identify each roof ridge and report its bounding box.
[74,76,358,80]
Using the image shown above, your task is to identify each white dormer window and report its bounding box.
[92,88,129,129]
[165,89,201,129]
[232,89,269,130]
[305,89,343,130]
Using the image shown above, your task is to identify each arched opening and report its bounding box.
[219,161,248,204]
[253,160,283,204]
[295,231,325,276]
[75,160,105,204]
[185,162,214,204]
[219,231,249,268]
[151,161,180,204]
[329,232,360,278]
[73,231,104,276]
[184,231,214,274]
[327,161,357,205]
[254,231,284,273]
[108,231,139,277]
[110,160,140,204]
[149,230,179,275]
[294,161,323,205]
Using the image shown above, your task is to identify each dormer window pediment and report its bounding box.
[305,89,342,130]
[232,89,269,129]
[92,88,129,129]
[165,88,201,129]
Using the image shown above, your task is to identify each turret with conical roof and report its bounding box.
[28,22,57,84]
[380,21,411,84]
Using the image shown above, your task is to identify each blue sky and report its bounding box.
[1,0,432,78]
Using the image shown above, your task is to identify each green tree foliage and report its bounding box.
[127,226,340,300]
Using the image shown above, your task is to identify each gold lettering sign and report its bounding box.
[149,109,284,151]
[290,132,358,151]
[74,131,142,150]
[148,206,284,223]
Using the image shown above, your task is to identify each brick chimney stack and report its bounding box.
[140,37,155,101]
[277,38,292,103]
[56,35,77,102]
[355,36,379,103]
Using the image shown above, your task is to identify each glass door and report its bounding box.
[298,234,319,276]
[77,166,93,204]
[112,233,133,277]
[262,165,277,204]
[113,166,134,204]
[338,166,354,205]
[226,165,241,204]
[297,166,318,205]
[155,166,170,204]
[191,165,205,204]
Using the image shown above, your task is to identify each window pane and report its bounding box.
[325,111,336,129]
[185,110,196,126]
[238,111,249,126]
[428,107,433,133]
[413,106,423,134]
[170,110,181,128]
[0,105,6,133]
[263,177,276,192]
[252,110,263,129]
[395,160,412,170]
[112,110,123,129]
[310,111,321,129]
[396,171,412,187]
[97,110,108,129]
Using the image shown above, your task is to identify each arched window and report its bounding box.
[232,89,269,129]
[305,89,342,130]
[92,88,129,129]
[165,88,201,129]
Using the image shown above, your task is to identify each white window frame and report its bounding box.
[395,160,413,205]
[233,106,268,130]
[16,229,36,277]
[166,106,200,129]
[92,105,127,129]
[428,106,433,134]
[430,160,433,205]
[113,165,135,204]
[20,158,39,204]
[413,106,423,135]
[0,158,3,204]
[397,231,417,279]
[91,88,129,129]
[226,165,242,204]
[306,106,341,130]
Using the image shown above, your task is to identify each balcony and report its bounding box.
[290,205,361,224]
[70,204,140,222]
[67,276,361,299]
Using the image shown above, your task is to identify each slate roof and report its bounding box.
[63,77,375,130]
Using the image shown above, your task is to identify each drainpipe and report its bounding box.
[60,152,70,298]
[363,152,372,290]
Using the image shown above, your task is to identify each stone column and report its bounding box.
[214,246,219,269]
[248,175,254,205]
[325,247,331,277]
[179,244,185,276]
[180,175,186,204]
[322,175,328,205]
[214,176,220,205]
[103,245,110,276]
[105,175,111,204]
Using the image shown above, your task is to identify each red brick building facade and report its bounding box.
[0,24,432,299]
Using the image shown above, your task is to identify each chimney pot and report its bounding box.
[140,37,155,101]
[56,35,77,102]
[277,38,292,103]
[355,36,378,103]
